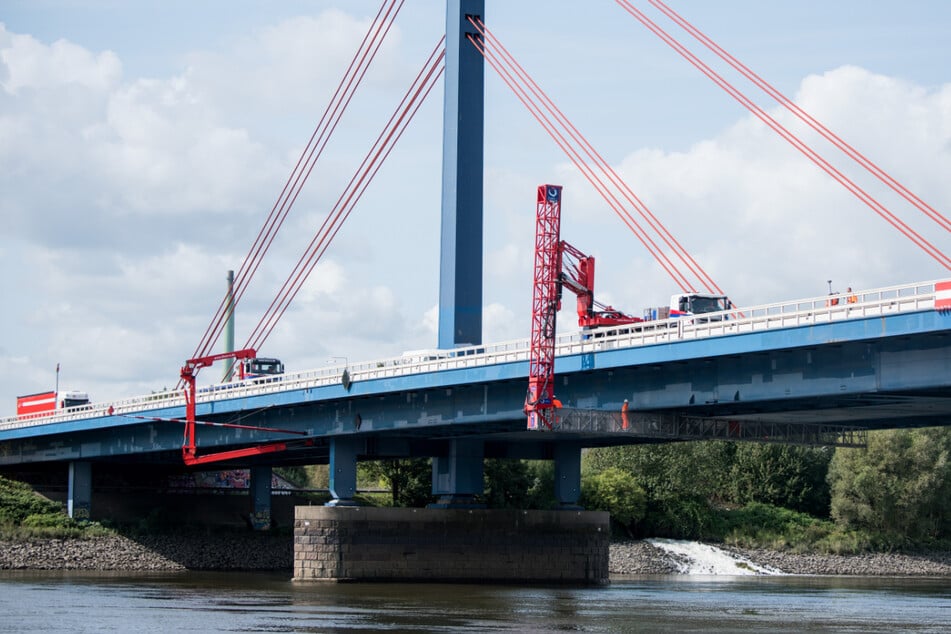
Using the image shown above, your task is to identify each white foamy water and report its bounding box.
[647,538,785,575]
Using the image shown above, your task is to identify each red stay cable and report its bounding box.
[468,23,708,293]
[188,0,404,367]
[467,31,695,292]
[472,16,724,297]
[616,0,951,270]
[228,0,405,328]
[244,39,447,352]
[249,72,444,352]
[245,38,444,350]
[648,0,951,235]
[246,46,445,352]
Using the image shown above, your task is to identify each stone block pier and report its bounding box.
[294,506,609,584]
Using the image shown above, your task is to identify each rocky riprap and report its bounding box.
[608,540,680,575]
[3,535,951,576]
[724,546,951,577]
[610,540,951,577]
[0,533,292,571]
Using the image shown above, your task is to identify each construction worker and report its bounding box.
[825,280,839,307]
[846,287,858,304]
[621,399,630,430]
[551,397,563,427]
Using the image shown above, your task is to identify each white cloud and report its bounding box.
[182,11,405,122]
[587,66,951,310]
[0,24,121,94]
[1,5,950,414]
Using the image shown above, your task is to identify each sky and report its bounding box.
[1,1,950,411]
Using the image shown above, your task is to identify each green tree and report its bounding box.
[361,458,433,507]
[580,467,647,531]
[524,460,557,510]
[728,444,832,517]
[828,427,951,542]
[586,441,734,503]
[275,466,308,488]
[482,459,534,509]
[585,442,733,538]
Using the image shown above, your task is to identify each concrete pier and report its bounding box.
[293,506,609,584]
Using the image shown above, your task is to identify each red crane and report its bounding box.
[525,185,641,430]
[179,349,307,466]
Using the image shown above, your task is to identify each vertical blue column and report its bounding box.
[438,0,485,349]
[554,443,582,509]
[249,465,272,530]
[326,437,359,507]
[430,438,484,508]
[67,461,92,520]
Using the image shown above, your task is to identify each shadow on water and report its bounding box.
[0,571,949,633]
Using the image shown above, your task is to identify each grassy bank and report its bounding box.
[0,475,114,539]
[668,502,951,555]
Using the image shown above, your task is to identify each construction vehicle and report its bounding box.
[641,293,732,323]
[240,357,285,381]
[16,390,90,419]
[526,184,647,429]
[559,241,645,330]
[525,184,733,429]
[179,348,307,466]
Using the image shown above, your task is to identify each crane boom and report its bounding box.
[526,185,563,430]
[179,348,300,465]
[525,184,641,430]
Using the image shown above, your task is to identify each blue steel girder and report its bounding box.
[2,311,951,467]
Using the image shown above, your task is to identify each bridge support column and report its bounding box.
[249,465,272,530]
[438,0,485,349]
[326,437,359,507]
[431,438,484,508]
[67,461,92,521]
[554,443,582,509]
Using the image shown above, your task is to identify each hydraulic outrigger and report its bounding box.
[179,348,308,466]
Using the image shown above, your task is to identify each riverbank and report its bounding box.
[2,534,950,576]
[0,533,291,571]
[609,540,951,576]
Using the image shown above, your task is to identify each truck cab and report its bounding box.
[59,390,90,409]
[669,293,732,322]
[241,357,285,382]
[16,390,90,418]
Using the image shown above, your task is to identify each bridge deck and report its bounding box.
[0,279,948,466]
[2,279,943,430]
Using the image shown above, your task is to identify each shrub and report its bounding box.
[581,467,647,530]
[482,459,534,509]
[0,476,64,524]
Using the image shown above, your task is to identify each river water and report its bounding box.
[0,571,948,633]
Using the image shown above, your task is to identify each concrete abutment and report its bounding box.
[293,506,609,584]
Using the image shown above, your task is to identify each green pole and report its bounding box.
[223,270,235,382]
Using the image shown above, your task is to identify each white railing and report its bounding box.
[1,279,943,432]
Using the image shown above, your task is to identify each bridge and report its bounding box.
[2,278,949,516]
[2,1,951,537]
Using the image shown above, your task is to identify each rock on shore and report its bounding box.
[2,534,951,576]
[609,540,951,577]
[0,533,292,571]
[724,546,951,577]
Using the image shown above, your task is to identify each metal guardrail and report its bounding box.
[550,408,868,448]
[0,279,942,432]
